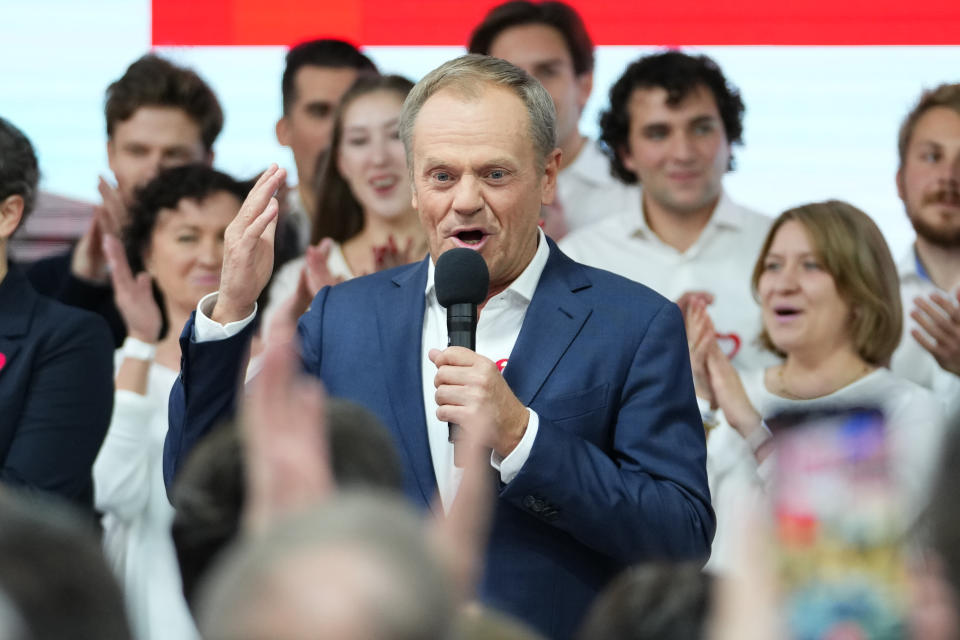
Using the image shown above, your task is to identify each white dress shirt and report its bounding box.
[560,191,775,371]
[558,138,639,233]
[890,246,960,419]
[193,230,551,511]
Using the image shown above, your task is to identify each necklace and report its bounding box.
[776,362,873,401]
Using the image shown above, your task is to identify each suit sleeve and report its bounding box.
[163,312,255,493]
[500,302,715,563]
[2,312,114,507]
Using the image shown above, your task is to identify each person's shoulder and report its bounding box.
[325,260,425,300]
[31,292,113,353]
[554,246,673,314]
[24,248,74,293]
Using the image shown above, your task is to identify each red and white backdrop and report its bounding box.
[5,0,960,255]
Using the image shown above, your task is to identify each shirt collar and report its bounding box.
[425,228,550,304]
[625,190,744,239]
[565,139,612,185]
[897,244,928,281]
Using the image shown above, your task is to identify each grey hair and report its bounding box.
[197,491,454,640]
[0,118,39,223]
[399,54,557,170]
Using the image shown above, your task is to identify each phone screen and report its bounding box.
[772,407,909,640]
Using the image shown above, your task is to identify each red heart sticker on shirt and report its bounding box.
[715,333,741,360]
[0,352,6,373]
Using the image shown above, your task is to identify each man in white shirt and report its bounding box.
[275,40,378,250]
[560,51,773,370]
[890,83,960,418]
[164,55,713,640]
[467,1,636,237]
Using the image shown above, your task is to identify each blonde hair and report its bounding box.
[751,200,902,366]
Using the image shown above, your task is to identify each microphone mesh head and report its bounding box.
[435,248,489,307]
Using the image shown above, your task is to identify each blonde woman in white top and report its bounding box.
[264,75,427,336]
[688,201,944,572]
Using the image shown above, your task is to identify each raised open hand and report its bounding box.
[103,233,161,343]
[212,165,286,324]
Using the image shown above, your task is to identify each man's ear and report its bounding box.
[106,138,118,176]
[540,148,562,206]
[575,72,594,114]
[618,144,636,175]
[276,117,290,147]
[0,194,25,239]
[895,165,906,202]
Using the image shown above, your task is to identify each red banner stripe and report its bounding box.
[152,0,960,46]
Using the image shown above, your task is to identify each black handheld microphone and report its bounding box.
[435,248,489,465]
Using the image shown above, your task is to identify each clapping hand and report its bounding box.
[72,177,128,283]
[265,238,344,344]
[102,234,161,343]
[371,235,425,273]
[911,291,960,377]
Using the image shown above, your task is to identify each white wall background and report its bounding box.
[3,1,959,258]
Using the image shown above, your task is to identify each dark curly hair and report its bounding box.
[468,1,594,76]
[105,54,224,152]
[124,164,251,273]
[600,51,745,184]
[0,118,39,228]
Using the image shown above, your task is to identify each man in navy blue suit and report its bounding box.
[166,55,713,639]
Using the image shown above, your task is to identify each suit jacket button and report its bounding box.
[531,499,546,513]
[522,495,536,509]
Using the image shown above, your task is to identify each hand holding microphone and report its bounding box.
[432,249,528,467]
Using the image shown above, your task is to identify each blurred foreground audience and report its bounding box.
[0,491,132,640]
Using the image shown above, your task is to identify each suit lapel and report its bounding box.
[375,258,439,510]
[503,242,592,405]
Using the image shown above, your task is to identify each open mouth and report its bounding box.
[370,176,398,191]
[455,230,485,246]
[774,306,802,317]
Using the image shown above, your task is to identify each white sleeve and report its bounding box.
[490,408,540,484]
[193,292,258,342]
[93,390,157,522]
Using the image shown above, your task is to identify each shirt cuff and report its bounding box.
[491,408,539,484]
[193,292,258,342]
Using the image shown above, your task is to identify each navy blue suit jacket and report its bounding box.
[0,265,113,509]
[165,241,714,639]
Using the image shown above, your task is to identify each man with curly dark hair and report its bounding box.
[561,50,774,371]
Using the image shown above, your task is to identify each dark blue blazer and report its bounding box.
[165,241,714,639]
[0,265,114,509]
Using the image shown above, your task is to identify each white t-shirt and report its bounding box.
[706,367,944,575]
[560,191,774,371]
[94,356,199,640]
[890,247,960,420]
[557,138,638,233]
